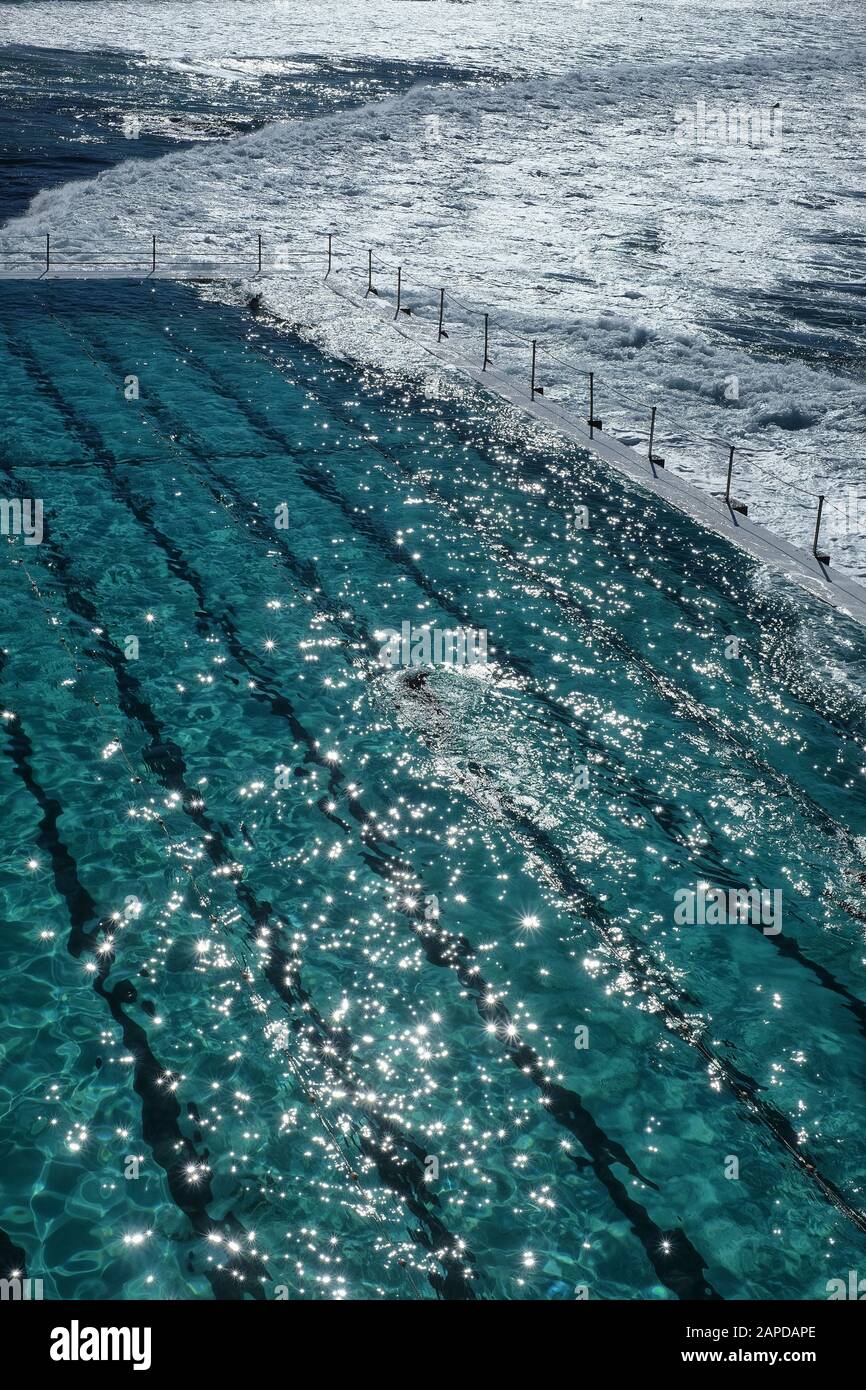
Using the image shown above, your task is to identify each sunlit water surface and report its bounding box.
[1,280,865,1300]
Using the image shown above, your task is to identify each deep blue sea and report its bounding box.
[2,33,866,1302]
[0,42,482,223]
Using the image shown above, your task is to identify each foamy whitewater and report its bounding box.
[3,0,865,573]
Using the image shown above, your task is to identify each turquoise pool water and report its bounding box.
[1,280,865,1300]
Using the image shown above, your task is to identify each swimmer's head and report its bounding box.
[401,670,428,692]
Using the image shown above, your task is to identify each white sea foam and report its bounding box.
[3,0,865,573]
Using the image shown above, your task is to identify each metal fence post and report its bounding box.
[531,340,544,398]
[587,373,602,438]
[813,494,830,564]
[394,266,410,318]
[723,446,748,516]
[648,405,665,467]
[437,288,448,341]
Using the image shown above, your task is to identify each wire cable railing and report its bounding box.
[347,238,830,492]
[325,235,843,556]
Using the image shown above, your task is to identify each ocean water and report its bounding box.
[2,1,865,571]
[2,5,866,1303]
[0,38,482,223]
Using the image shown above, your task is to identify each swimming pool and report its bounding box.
[1,278,865,1299]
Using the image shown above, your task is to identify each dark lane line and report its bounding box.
[0,645,269,1300]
